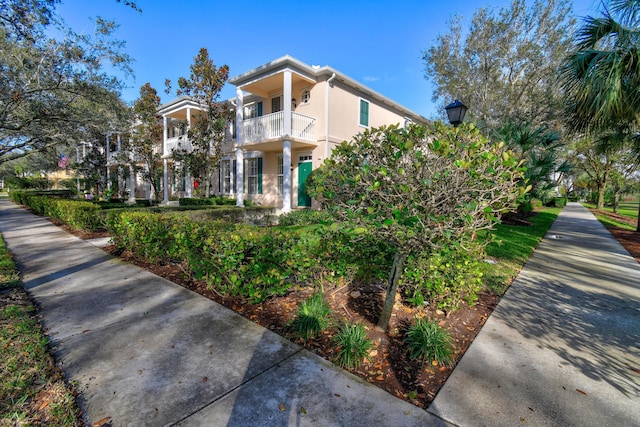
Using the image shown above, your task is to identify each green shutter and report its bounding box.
[233,160,237,192]
[257,158,263,194]
[360,99,369,126]
[257,102,263,117]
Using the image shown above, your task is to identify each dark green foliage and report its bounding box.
[289,293,331,342]
[3,176,50,190]
[179,197,213,206]
[10,193,102,231]
[402,244,484,311]
[178,196,239,206]
[333,321,373,370]
[315,224,394,282]
[548,197,567,208]
[404,318,454,368]
[277,209,335,226]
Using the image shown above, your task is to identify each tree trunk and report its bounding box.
[636,193,640,232]
[376,252,406,332]
[596,184,605,210]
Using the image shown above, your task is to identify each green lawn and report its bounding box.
[582,199,638,231]
[482,207,561,295]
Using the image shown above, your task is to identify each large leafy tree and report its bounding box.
[308,123,525,330]
[130,83,163,201]
[424,0,574,131]
[569,137,621,210]
[166,48,230,198]
[0,0,134,164]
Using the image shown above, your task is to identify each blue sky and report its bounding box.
[57,0,601,120]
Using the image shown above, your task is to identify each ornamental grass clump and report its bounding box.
[404,317,453,368]
[333,321,373,370]
[290,293,331,342]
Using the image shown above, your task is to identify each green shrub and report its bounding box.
[333,321,373,370]
[105,211,184,262]
[179,197,213,206]
[278,209,335,226]
[401,244,484,311]
[289,293,331,342]
[11,194,102,231]
[554,197,567,208]
[404,318,453,368]
[314,224,393,282]
[211,196,237,206]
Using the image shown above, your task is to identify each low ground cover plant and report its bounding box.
[289,292,331,342]
[404,317,454,368]
[333,321,374,370]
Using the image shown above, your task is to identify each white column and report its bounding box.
[106,134,111,192]
[283,70,292,136]
[117,134,123,198]
[236,148,244,207]
[127,163,136,204]
[163,158,169,204]
[282,140,292,213]
[185,108,192,197]
[75,146,80,192]
[162,116,168,156]
[235,87,244,207]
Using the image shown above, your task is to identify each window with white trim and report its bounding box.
[247,158,262,194]
[301,89,310,103]
[359,99,369,127]
[221,160,232,194]
[271,96,282,113]
[277,156,284,195]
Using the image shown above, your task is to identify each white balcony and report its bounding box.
[164,136,192,156]
[240,112,315,145]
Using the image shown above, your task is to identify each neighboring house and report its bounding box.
[158,55,427,211]
[105,132,160,201]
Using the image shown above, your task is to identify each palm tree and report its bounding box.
[495,121,571,208]
[561,0,640,229]
[562,0,640,134]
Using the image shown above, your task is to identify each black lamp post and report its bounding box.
[444,99,468,127]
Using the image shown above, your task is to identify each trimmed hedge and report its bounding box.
[11,192,486,309]
[105,211,393,302]
[179,196,237,206]
[10,193,103,232]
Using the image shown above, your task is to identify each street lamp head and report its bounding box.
[444,99,468,127]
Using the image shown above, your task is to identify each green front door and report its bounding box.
[297,160,312,207]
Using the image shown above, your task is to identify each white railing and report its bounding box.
[164,136,192,156]
[241,112,315,144]
[108,150,146,164]
[292,113,315,141]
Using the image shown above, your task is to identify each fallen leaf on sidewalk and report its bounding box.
[279,403,286,411]
[92,416,112,427]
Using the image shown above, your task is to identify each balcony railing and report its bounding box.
[240,112,315,144]
[164,136,192,156]
[107,150,146,164]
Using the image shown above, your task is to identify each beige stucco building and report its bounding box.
[158,56,427,211]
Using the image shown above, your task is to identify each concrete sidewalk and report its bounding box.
[0,199,446,427]
[430,203,640,426]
